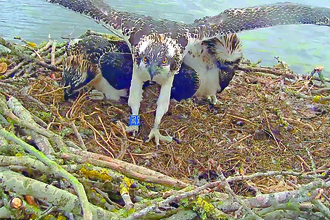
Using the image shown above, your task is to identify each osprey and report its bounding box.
[62,34,200,102]
[62,33,239,103]
[46,0,330,145]
[62,34,132,101]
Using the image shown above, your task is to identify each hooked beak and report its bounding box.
[64,88,73,101]
[63,87,79,101]
[64,92,70,101]
[147,63,159,79]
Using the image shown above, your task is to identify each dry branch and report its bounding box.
[0,130,92,220]
[0,169,116,220]
[62,147,188,188]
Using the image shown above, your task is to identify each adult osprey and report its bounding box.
[46,0,330,145]
[62,34,200,102]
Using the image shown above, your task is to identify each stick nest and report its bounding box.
[0,30,330,220]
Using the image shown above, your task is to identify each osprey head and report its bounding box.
[134,33,182,80]
[62,55,99,101]
[202,34,243,93]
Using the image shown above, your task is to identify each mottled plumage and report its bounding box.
[62,35,130,101]
[47,0,330,145]
[63,34,200,102]
[188,33,243,104]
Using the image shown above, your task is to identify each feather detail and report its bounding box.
[171,63,200,101]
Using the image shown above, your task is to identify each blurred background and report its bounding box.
[1,0,329,76]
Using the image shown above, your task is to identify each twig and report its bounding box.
[36,205,55,220]
[227,171,324,183]
[120,177,134,210]
[65,140,82,149]
[305,146,317,175]
[237,65,296,79]
[296,155,311,171]
[219,172,262,219]
[0,156,52,176]
[263,111,281,150]
[31,113,48,128]
[35,60,62,71]
[214,179,330,213]
[83,119,115,157]
[32,40,53,58]
[2,61,27,78]
[55,55,65,66]
[311,88,330,94]
[116,121,129,160]
[5,96,55,156]
[33,86,65,97]
[126,180,227,220]
[93,187,122,209]
[50,40,57,65]
[284,88,330,103]
[0,81,17,89]
[311,200,330,219]
[70,120,87,150]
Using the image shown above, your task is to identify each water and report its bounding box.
[1,0,330,77]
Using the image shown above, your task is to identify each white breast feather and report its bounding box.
[183,40,224,97]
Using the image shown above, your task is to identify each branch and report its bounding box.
[0,129,93,220]
[62,147,188,188]
[0,169,117,219]
[0,95,67,151]
[215,179,330,213]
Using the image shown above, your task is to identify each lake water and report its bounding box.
[1,0,330,77]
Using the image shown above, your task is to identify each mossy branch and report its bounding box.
[0,129,93,220]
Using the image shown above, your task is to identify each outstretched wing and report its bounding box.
[46,0,189,47]
[190,2,330,40]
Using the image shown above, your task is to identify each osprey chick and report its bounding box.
[62,35,131,101]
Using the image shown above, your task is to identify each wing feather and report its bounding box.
[46,0,189,46]
[99,52,133,90]
[47,1,330,50]
[189,2,330,40]
[171,63,200,101]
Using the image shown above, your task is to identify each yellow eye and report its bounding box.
[143,56,147,63]
[162,58,167,65]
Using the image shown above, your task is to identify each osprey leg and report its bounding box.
[207,95,222,105]
[146,76,174,145]
[126,73,144,136]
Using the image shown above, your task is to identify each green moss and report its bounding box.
[60,127,74,137]
[79,166,113,182]
[56,214,67,220]
[192,197,228,219]
[37,41,47,49]
[285,202,300,211]
[35,111,52,122]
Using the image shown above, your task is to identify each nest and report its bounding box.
[0,31,330,219]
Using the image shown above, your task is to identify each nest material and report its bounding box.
[33,63,330,185]
[1,30,330,219]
